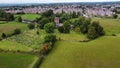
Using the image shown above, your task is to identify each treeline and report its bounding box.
[0,10,14,21]
[58,16,105,40]
[35,9,81,29]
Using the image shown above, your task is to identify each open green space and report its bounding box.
[15,14,41,20]
[0,53,38,68]
[92,18,120,35]
[40,33,120,68]
[0,22,28,38]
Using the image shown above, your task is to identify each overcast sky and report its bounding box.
[0,0,119,3]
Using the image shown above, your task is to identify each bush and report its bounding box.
[74,27,80,32]
[2,33,7,39]
[44,34,57,44]
[112,14,118,19]
[14,28,21,35]
[17,16,22,22]
[40,43,52,54]
[58,26,64,33]
[28,23,35,29]
[44,23,55,33]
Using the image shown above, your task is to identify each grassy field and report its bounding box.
[0,29,45,52]
[92,18,120,35]
[0,40,32,52]
[0,53,38,68]
[118,14,120,18]
[15,14,41,20]
[40,33,120,68]
[0,22,28,38]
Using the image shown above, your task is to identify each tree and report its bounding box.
[112,14,118,19]
[2,33,6,39]
[17,16,22,22]
[14,28,21,35]
[44,23,55,33]
[87,21,105,39]
[63,21,71,33]
[58,26,64,33]
[80,18,91,34]
[44,34,57,44]
[42,9,53,17]
[87,26,98,39]
[38,18,49,29]
[28,23,35,29]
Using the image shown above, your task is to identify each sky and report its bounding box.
[0,0,119,3]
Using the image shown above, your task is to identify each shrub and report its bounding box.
[44,23,55,33]
[74,27,80,32]
[28,23,35,29]
[44,34,57,44]
[112,14,118,19]
[14,28,21,35]
[17,16,22,22]
[2,33,7,39]
[58,26,64,33]
[40,43,52,54]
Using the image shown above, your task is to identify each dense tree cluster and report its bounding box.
[87,21,105,39]
[72,16,91,34]
[0,10,14,21]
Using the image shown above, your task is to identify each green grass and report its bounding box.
[6,29,44,50]
[118,14,120,18]
[0,53,38,68]
[40,32,120,68]
[15,14,41,20]
[0,22,28,38]
[92,18,120,35]
[0,40,32,52]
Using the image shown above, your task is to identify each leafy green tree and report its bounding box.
[58,26,64,33]
[17,16,22,22]
[87,26,97,39]
[63,21,71,33]
[38,18,49,29]
[80,18,91,33]
[44,23,55,33]
[42,9,53,17]
[44,34,57,44]
[87,21,105,39]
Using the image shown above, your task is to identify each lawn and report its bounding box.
[40,33,120,68]
[0,53,38,68]
[15,14,41,20]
